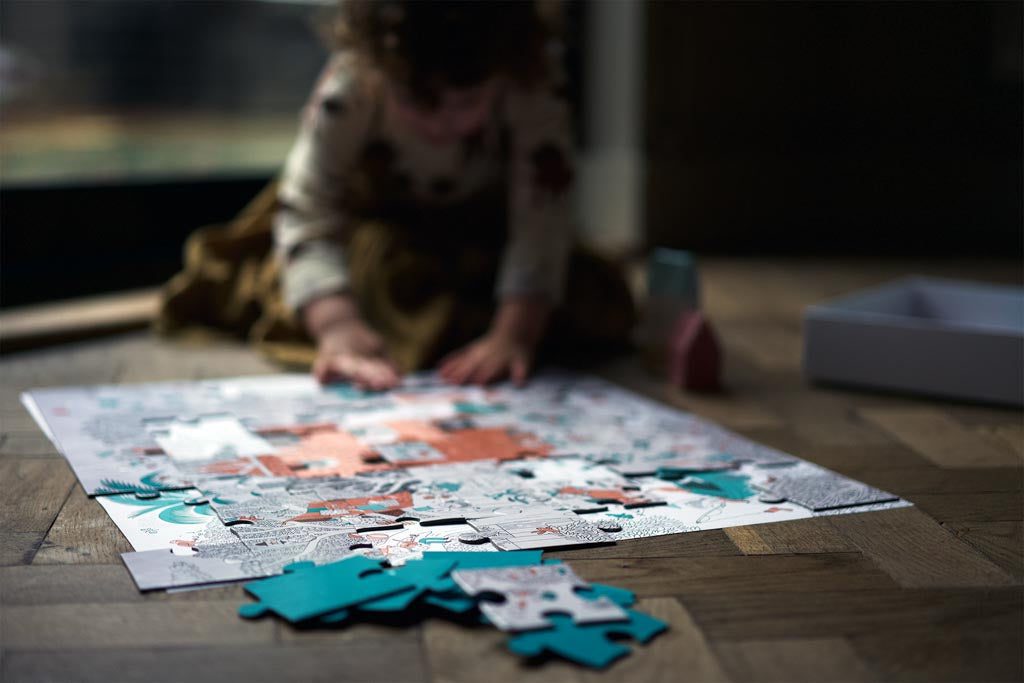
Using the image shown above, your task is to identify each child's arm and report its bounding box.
[440,74,574,386]
[275,57,399,389]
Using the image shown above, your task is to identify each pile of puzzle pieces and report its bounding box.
[239,550,667,669]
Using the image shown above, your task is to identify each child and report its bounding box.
[275,0,634,389]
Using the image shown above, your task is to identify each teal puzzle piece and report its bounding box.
[239,556,415,622]
[507,609,668,669]
[319,550,546,623]
[356,558,457,613]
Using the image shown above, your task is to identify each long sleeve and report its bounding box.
[496,78,576,305]
[275,55,375,313]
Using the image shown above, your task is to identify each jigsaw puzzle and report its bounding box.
[21,371,909,594]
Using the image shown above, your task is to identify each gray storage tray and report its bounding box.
[802,276,1024,405]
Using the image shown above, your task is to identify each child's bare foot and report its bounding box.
[312,320,400,390]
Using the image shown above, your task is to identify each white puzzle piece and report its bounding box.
[451,563,628,631]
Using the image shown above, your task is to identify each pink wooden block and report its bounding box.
[668,310,722,392]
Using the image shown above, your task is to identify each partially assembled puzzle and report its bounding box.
[22,371,911,667]
[23,371,908,592]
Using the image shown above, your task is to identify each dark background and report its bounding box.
[644,1,1022,255]
[2,1,1021,309]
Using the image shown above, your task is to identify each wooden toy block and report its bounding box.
[668,310,722,392]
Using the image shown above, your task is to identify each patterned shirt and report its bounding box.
[275,52,576,313]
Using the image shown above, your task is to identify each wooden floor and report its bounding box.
[1,258,1021,683]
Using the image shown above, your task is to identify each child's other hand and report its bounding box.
[439,296,549,387]
[313,320,400,390]
[439,332,534,387]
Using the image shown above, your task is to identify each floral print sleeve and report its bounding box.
[497,79,576,305]
[274,55,376,312]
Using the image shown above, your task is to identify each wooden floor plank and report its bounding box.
[0,432,61,458]
[1,563,248,605]
[423,617,581,683]
[725,517,857,555]
[546,529,741,561]
[1,601,274,650]
[719,320,803,373]
[909,491,1023,524]
[1,564,139,606]
[681,587,1023,640]
[850,627,1024,683]
[0,458,75,565]
[619,598,730,683]
[826,507,1016,588]
[974,423,1024,460]
[859,407,1022,468]
[0,532,46,567]
[738,431,933,474]
[857,466,1022,496]
[770,393,896,449]
[2,643,428,683]
[713,637,876,683]
[945,521,1024,580]
[569,553,898,596]
[423,598,725,683]
[32,485,133,565]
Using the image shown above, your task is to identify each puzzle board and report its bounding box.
[22,371,909,590]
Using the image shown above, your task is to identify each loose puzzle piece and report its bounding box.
[451,564,629,631]
[313,550,547,624]
[414,550,546,615]
[507,608,668,669]
[239,555,415,622]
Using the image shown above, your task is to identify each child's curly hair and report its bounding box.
[334,0,557,108]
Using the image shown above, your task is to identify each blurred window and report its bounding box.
[0,0,332,187]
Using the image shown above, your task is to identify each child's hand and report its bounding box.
[439,296,549,387]
[304,294,400,390]
[313,320,401,390]
[439,331,534,386]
